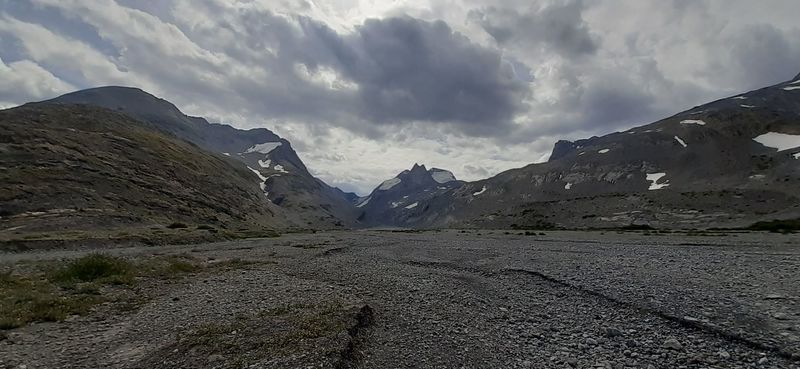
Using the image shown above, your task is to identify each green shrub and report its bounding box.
[51,254,134,285]
[747,218,800,233]
[167,222,189,229]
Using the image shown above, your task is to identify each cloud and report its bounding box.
[469,0,598,58]
[0,56,74,105]
[1,0,799,194]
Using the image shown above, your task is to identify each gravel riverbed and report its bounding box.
[1,230,798,368]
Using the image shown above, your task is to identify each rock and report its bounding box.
[758,357,768,365]
[207,354,224,363]
[773,313,790,320]
[603,327,623,338]
[662,338,682,350]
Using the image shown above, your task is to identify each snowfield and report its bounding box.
[431,170,456,183]
[356,197,371,208]
[646,173,670,190]
[245,142,282,154]
[680,119,706,125]
[378,177,402,190]
[248,167,268,191]
[753,132,800,151]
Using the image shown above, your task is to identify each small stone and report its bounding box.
[603,327,623,338]
[207,354,224,363]
[758,357,768,365]
[662,338,682,350]
[585,338,598,345]
[718,350,730,360]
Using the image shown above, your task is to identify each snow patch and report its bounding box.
[274,164,287,173]
[564,182,572,190]
[674,136,687,148]
[378,177,401,190]
[731,96,747,100]
[223,153,230,156]
[783,86,800,91]
[390,201,402,208]
[753,132,800,151]
[248,167,268,192]
[740,104,756,108]
[258,159,271,168]
[598,148,610,154]
[646,173,670,190]
[791,80,800,85]
[404,202,418,209]
[245,141,282,154]
[793,152,800,159]
[431,170,456,183]
[680,119,706,125]
[356,197,371,208]
[578,152,585,156]
[473,186,487,196]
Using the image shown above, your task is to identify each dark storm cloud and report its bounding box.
[340,16,529,134]
[722,24,800,89]
[177,8,531,137]
[468,0,598,58]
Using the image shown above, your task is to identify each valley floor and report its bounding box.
[1,230,799,368]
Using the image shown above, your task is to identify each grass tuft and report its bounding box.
[50,254,134,285]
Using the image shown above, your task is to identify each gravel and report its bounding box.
[1,229,798,368]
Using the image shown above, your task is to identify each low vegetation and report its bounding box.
[0,253,259,330]
[746,218,800,233]
[139,301,371,368]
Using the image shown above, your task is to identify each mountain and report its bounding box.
[0,103,286,240]
[402,74,800,229]
[355,164,463,226]
[44,87,359,228]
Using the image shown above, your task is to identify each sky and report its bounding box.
[1,0,799,194]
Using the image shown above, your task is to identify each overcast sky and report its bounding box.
[1,0,799,194]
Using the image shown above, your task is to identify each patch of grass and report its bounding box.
[136,254,202,279]
[1,253,260,330]
[619,224,656,231]
[747,218,800,233]
[0,271,104,329]
[166,222,189,229]
[50,254,134,286]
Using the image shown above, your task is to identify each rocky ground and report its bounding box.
[1,230,799,368]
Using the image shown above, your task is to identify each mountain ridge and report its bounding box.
[43,86,360,228]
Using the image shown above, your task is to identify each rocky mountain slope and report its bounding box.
[0,103,286,239]
[45,87,359,228]
[400,73,800,229]
[354,164,462,226]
